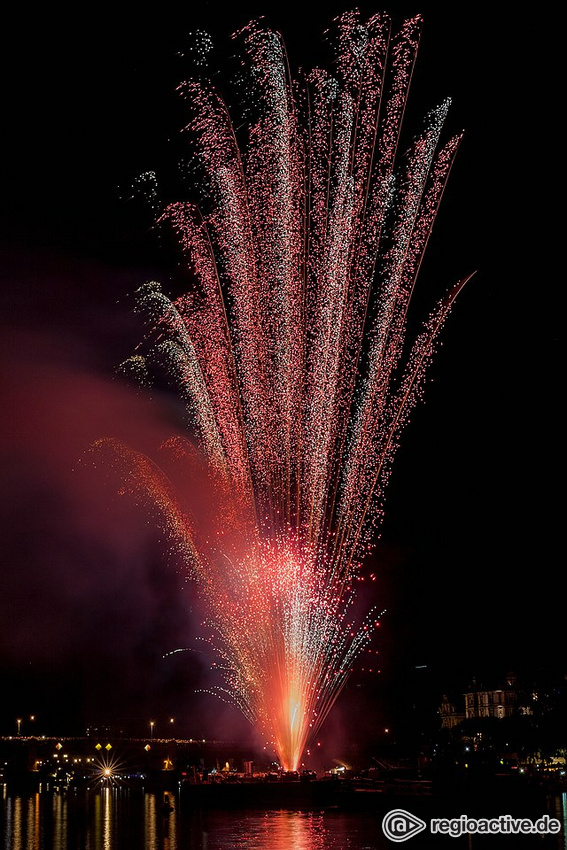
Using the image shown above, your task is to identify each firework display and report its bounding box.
[95,12,470,771]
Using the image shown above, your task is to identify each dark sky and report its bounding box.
[0,3,561,741]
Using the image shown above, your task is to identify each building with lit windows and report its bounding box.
[464,687,517,720]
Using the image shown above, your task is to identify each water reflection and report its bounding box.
[1,786,566,849]
[551,792,567,850]
[198,809,376,850]
[28,794,41,850]
[53,792,68,850]
[1,790,382,850]
[144,791,156,850]
[102,788,112,850]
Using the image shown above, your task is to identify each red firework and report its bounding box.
[93,12,471,771]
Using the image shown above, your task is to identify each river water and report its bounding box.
[1,786,566,849]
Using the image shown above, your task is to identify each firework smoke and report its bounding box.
[94,12,470,770]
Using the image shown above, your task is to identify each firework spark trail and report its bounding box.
[93,12,470,770]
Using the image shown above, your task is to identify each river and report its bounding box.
[1,785,566,848]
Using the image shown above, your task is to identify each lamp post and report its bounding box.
[150,721,155,740]
[17,719,22,736]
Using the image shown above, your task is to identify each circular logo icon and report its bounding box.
[382,808,427,842]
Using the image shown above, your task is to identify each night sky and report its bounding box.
[0,3,561,744]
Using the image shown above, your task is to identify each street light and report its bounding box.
[17,719,22,736]
[150,721,155,740]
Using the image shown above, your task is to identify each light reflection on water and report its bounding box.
[199,809,379,850]
[1,786,566,849]
[1,789,387,850]
[552,792,567,850]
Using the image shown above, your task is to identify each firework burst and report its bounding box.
[94,12,471,770]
